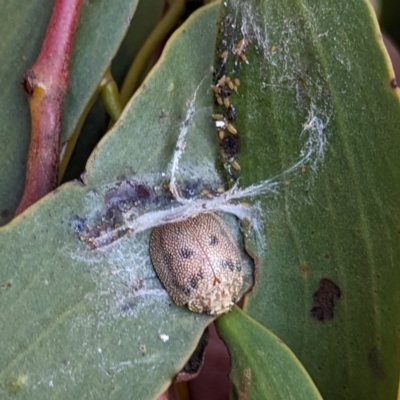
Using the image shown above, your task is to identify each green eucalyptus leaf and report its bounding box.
[214,0,400,398]
[0,4,254,399]
[216,306,322,400]
[0,0,139,225]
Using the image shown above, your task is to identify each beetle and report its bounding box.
[150,213,244,316]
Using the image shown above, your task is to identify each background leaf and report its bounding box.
[62,0,165,182]
[380,0,400,47]
[0,4,255,399]
[0,0,139,225]
[213,0,400,398]
[216,306,322,400]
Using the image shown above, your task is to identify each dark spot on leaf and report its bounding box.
[69,215,88,234]
[210,235,219,245]
[136,184,151,203]
[180,248,194,259]
[367,347,385,380]
[1,282,12,290]
[324,253,330,259]
[104,207,123,228]
[159,110,167,119]
[221,135,240,156]
[181,180,201,199]
[310,278,341,321]
[0,209,10,218]
[105,180,152,210]
[121,301,136,312]
[390,78,398,88]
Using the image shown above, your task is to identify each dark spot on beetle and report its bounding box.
[180,248,194,259]
[221,259,241,272]
[190,272,203,289]
[367,347,385,380]
[390,78,398,88]
[210,235,219,245]
[163,252,174,272]
[221,135,240,156]
[310,278,341,321]
[183,286,192,296]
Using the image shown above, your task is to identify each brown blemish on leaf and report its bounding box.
[6,375,27,394]
[237,367,251,400]
[299,261,308,275]
[390,78,398,89]
[310,278,341,321]
[104,180,151,209]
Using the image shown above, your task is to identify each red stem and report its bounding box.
[15,0,83,216]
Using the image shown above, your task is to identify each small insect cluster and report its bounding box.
[212,36,250,173]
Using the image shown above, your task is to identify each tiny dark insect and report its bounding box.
[150,213,244,315]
